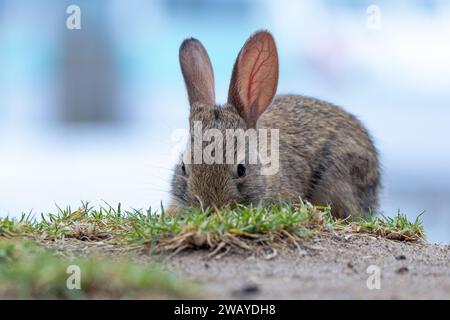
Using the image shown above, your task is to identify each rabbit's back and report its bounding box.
[258,95,380,218]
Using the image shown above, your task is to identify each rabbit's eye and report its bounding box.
[237,164,246,178]
[181,162,186,175]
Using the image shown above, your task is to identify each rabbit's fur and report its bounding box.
[170,30,380,218]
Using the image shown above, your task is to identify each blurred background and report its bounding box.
[0,0,449,243]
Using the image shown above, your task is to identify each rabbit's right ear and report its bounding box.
[228,31,279,128]
[179,38,215,106]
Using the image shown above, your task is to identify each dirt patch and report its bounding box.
[38,232,450,299]
[163,233,450,299]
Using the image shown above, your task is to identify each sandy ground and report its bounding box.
[43,233,450,299]
[163,233,450,299]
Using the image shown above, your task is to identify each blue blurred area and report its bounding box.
[1,0,449,243]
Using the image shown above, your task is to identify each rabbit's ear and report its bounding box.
[228,31,279,128]
[179,38,215,106]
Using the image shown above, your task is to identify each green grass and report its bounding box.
[1,201,426,253]
[0,201,426,299]
[342,211,426,241]
[0,239,197,299]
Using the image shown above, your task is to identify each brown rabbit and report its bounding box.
[170,30,380,218]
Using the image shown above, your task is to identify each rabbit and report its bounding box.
[169,30,380,218]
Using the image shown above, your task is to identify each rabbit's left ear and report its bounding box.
[179,38,215,107]
[228,31,279,128]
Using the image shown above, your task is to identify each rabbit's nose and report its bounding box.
[198,197,217,209]
[194,194,228,209]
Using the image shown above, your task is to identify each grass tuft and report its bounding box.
[345,211,425,241]
[1,201,426,255]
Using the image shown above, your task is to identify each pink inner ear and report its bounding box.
[237,32,278,122]
[244,42,270,105]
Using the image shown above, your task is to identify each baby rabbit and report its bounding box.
[170,30,380,218]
